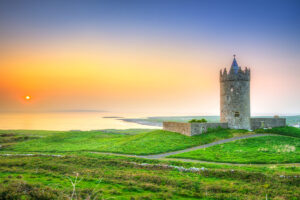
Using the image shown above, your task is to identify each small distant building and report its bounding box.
[163,55,286,136]
[292,123,300,128]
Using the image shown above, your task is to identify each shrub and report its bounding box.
[188,119,208,123]
[16,175,23,179]
[0,180,61,200]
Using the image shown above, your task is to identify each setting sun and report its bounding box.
[25,96,31,100]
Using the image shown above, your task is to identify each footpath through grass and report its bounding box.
[2,128,251,155]
[169,135,300,164]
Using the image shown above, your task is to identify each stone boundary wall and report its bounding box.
[163,122,228,136]
[191,122,228,136]
[163,122,191,136]
[250,118,286,130]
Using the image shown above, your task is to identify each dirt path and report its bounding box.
[92,134,274,159]
[142,133,273,159]
[90,133,300,165]
[4,134,296,166]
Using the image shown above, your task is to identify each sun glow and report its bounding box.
[25,95,31,100]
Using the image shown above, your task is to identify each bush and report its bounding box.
[188,119,208,123]
[0,180,61,200]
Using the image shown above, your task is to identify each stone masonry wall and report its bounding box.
[250,118,286,130]
[163,122,191,136]
[163,122,228,136]
[191,122,228,136]
[220,80,251,129]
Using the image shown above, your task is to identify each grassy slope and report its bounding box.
[169,136,300,164]
[0,154,299,200]
[255,126,300,138]
[3,129,251,155]
[0,129,300,199]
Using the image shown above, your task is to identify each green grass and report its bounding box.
[0,128,300,199]
[0,153,299,200]
[256,126,300,138]
[2,129,251,155]
[169,136,300,164]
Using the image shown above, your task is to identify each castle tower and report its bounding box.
[220,55,251,129]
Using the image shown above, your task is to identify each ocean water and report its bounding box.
[0,112,160,131]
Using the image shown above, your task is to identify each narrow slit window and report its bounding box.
[260,121,265,128]
[234,112,240,117]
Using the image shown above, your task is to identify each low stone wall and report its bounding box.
[163,122,191,136]
[250,118,286,130]
[191,122,228,136]
[163,122,228,136]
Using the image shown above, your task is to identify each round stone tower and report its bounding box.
[220,55,251,129]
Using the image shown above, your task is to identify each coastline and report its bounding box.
[118,118,163,127]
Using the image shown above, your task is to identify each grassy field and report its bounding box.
[255,126,300,138]
[169,136,300,164]
[0,128,300,199]
[2,128,250,155]
[0,153,299,200]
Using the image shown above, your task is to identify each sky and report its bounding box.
[0,0,299,115]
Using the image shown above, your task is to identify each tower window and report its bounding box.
[260,121,265,128]
[230,88,234,92]
[234,112,240,117]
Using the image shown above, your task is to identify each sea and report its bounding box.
[0,112,161,131]
[1,112,297,131]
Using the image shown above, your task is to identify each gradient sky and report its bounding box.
[0,0,299,115]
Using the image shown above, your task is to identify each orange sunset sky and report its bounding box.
[0,0,299,115]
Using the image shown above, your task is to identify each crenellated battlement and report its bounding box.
[220,55,250,82]
[220,67,250,82]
